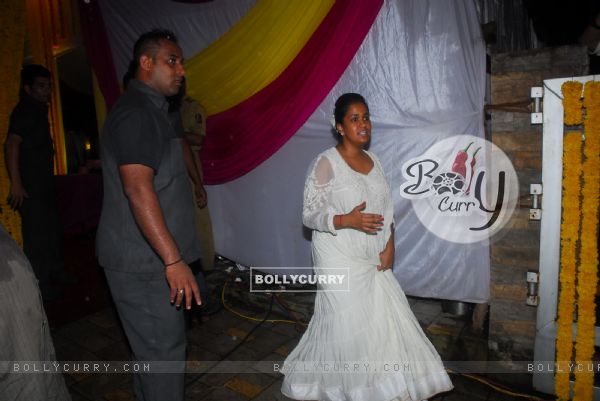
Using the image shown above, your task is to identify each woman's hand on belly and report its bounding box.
[336,201,384,234]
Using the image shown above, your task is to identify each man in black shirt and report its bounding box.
[97,30,201,401]
[4,64,66,301]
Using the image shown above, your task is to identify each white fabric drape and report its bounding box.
[100,0,488,302]
[99,0,256,80]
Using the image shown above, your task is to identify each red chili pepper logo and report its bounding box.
[450,142,473,179]
[466,147,481,195]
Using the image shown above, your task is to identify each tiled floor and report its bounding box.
[48,272,553,401]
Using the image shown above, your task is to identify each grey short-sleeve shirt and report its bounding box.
[96,80,201,273]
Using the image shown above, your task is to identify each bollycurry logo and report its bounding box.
[399,135,519,244]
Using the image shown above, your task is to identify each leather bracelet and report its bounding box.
[165,257,182,267]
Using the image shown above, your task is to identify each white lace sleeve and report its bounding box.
[302,154,337,235]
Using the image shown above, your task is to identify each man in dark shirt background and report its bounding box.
[4,64,70,301]
[97,29,201,401]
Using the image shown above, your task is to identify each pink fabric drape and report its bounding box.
[78,0,120,110]
[202,0,383,184]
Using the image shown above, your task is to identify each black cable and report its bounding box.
[273,293,309,330]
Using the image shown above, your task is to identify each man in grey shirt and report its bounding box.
[96,29,201,401]
[0,223,71,401]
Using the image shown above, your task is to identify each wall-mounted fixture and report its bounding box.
[527,271,539,306]
[531,87,543,124]
[529,183,542,220]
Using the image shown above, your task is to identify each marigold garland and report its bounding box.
[562,81,583,126]
[556,81,600,400]
[555,131,583,400]
[573,81,600,401]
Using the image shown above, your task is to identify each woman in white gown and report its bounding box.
[281,94,453,401]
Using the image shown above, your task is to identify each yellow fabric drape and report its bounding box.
[185,0,334,115]
[92,72,108,133]
[25,0,67,174]
[0,0,26,244]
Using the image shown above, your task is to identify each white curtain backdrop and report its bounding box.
[207,0,488,302]
[100,0,256,80]
[100,0,488,302]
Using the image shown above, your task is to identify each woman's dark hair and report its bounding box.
[332,93,368,143]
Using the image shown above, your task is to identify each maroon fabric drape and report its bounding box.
[202,0,383,184]
[78,0,121,110]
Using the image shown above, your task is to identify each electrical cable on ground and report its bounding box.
[221,278,308,327]
[273,293,309,328]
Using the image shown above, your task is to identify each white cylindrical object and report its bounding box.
[527,271,539,283]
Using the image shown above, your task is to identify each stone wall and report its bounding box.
[488,46,588,366]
